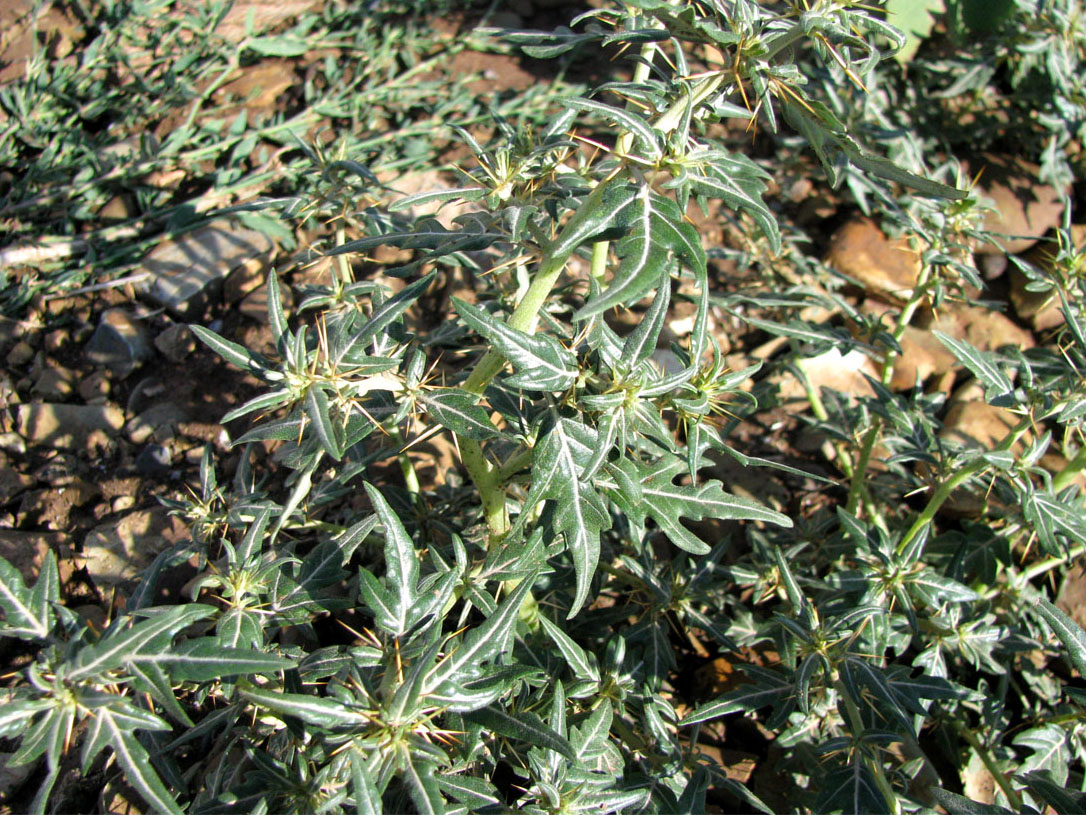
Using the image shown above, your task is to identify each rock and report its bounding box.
[968,154,1066,255]
[16,403,124,449]
[776,347,879,403]
[112,495,136,513]
[85,309,152,378]
[141,220,274,318]
[80,507,188,591]
[824,217,922,302]
[942,380,1030,456]
[77,369,111,404]
[135,443,172,476]
[43,329,68,354]
[0,432,26,455]
[153,323,196,363]
[18,481,98,531]
[31,364,75,400]
[5,340,32,366]
[125,402,188,445]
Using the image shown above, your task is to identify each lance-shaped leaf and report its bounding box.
[814,761,891,815]
[1035,597,1086,677]
[0,551,57,640]
[935,332,1016,407]
[563,97,662,158]
[680,665,794,725]
[135,639,293,682]
[682,151,779,253]
[363,482,419,637]
[1014,724,1070,785]
[334,272,436,364]
[464,706,576,760]
[68,605,217,681]
[239,684,370,729]
[576,183,706,319]
[81,705,181,815]
[420,388,501,440]
[190,325,280,382]
[606,456,791,555]
[454,298,577,392]
[515,420,610,617]
[426,569,538,692]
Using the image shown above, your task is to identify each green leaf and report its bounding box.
[1017,771,1086,815]
[575,183,706,319]
[364,482,419,637]
[68,605,217,681]
[563,97,661,158]
[517,419,610,617]
[680,666,793,725]
[90,707,182,815]
[617,272,670,373]
[436,775,503,809]
[420,389,501,440]
[934,332,1016,406]
[464,706,576,761]
[245,34,311,57]
[190,325,279,381]
[454,298,578,392]
[606,456,791,556]
[403,757,445,815]
[814,761,891,815]
[306,385,344,460]
[539,614,600,684]
[0,552,56,640]
[389,186,486,211]
[426,570,538,691]
[336,272,437,363]
[1035,598,1086,677]
[1014,725,1070,785]
[239,684,369,728]
[141,639,293,681]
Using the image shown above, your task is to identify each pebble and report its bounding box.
[5,340,33,367]
[111,495,136,513]
[31,366,75,400]
[43,329,68,354]
[136,443,172,476]
[77,369,111,404]
[79,507,188,590]
[153,323,197,362]
[85,308,152,379]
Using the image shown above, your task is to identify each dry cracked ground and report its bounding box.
[1,0,1085,810]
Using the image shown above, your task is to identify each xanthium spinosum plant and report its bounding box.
[4,1,1086,813]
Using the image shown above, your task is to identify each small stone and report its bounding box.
[0,454,34,503]
[16,403,124,449]
[80,507,188,590]
[775,347,879,402]
[136,443,172,475]
[31,365,75,400]
[43,329,68,354]
[78,369,111,404]
[825,217,922,302]
[125,402,187,445]
[85,308,152,378]
[112,494,136,513]
[141,220,274,317]
[153,323,196,362]
[0,432,27,455]
[5,340,33,367]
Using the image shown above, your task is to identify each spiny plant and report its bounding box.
[3,1,1086,813]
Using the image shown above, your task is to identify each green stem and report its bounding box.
[956,723,1022,810]
[981,541,1086,601]
[1053,443,1086,492]
[896,417,1033,558]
